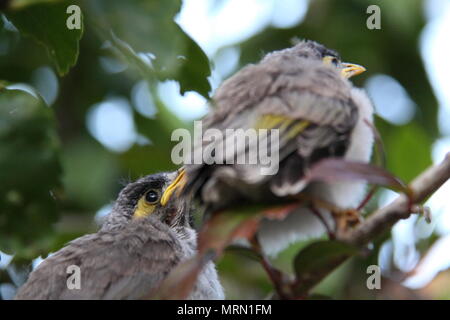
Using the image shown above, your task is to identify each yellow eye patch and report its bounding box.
[133,189,160,219]
[322,55,339,66]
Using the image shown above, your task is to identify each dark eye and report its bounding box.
[145,189,160,204]
[331,57,339,66]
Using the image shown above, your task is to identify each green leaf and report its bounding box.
[5,0,83,75]
[90,0,211,98]
[385,122,432,183]
[294,240,357,276]
[0,85,62,258]
[119,94,188,176]
[175,24,211,97]
[198,203,298,254]
[293,240,357,294]
[61,138,119,211]
[306,293,333,300]
[225,245,260,261]
[198,209,260,254]
[8,0,60,10]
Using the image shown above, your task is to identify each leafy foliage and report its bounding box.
[293,241,357,296]
[0,86,61,258]
[85,0,211,97]
[0,0,207,260]
[5,0,83,75]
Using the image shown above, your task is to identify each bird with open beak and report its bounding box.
[15,171,224,299]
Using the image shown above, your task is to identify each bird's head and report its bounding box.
[268,40,366,78]
[103,170,192,230]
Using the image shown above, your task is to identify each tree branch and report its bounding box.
[341,152,450,247]
[294,153,450,296]
[158,154,450,299]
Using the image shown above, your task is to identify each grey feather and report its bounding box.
[183,41,374,255]
[15,173,224,300]
[186,41,358,210]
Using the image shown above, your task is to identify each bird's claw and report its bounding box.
[410,204,432,223]
[297,194,363,239]
[331,208,363,238]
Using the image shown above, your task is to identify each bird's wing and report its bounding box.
[186,57,358,198]
[15,220,185,300]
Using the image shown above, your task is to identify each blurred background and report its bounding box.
[0,0,450,299]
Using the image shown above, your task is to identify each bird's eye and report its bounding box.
[145,189,160,204]
[323,56,339,66]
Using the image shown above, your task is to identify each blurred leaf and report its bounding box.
[150,251,214,300]
[8,0,60,10]
[305,158,408,192]
[294,241,357,277]
[198,203,297,254]
[120,96,188,177]
[307,293,333,300]
[174,24,211,97]
[310,255,358,298]
[217,250,272,299]
[0,86,62,258]
[225,245,260,261]
[61,137,119,211]
[293,240,357,295]
[89,0,211,98]
[198,208,260,254]
[134,96,187,146]
[5,0,83,75]
[119,145,177,179]
[384,122,432,183]
[273,240,317,274]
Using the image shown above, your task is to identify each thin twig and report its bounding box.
[341,152,450,247]
[293,153,450,296]
[250,237,291,299]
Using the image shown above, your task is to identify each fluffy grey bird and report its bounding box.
[15,172,224,300]
[164,40,374,256]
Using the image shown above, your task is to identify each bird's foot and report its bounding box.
[295,194,349,239]
[293,194,364,239]
[250,236,293,299]
[410,204,432,223]
[331,208,363,239]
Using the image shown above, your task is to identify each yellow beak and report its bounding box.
[160,168,187,206]
[341,63,366,78]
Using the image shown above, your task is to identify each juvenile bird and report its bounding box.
[163,40,374,256]
[15,172,224,300]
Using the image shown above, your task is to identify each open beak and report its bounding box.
[341,63,366,78]
[161,168,187,206]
